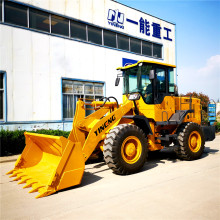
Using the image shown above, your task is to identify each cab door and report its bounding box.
[154,67,166,104]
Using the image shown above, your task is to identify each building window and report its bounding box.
[153,44,162,58]
[130,38,141,54]
[88,25,102,45]
[0,0,2,22]
[4,1,27,27]
[62,80,104,119]
[103,30,116,48]
[1,1,164,60]
[117,34,129,51]
[51,15,69,37]
[70,20,87,41]
[142,41,152,56]
[0,74,4,120]
[29,8,49,32]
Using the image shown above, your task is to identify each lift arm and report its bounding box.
[69,99,134,161]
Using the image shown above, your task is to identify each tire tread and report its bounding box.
[174,122,205,160]
[103,124,148,174]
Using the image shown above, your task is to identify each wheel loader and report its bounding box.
[7,60,215,198]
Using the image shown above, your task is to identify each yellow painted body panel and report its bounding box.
[123,95,176,122]
[174,97,201,124]
[137,96,176,121]
[7,132,85,198]
[147,121,163,151]
[122,94,201,151]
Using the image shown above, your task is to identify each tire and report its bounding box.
[103,124,148,175]
[174,122,205,160]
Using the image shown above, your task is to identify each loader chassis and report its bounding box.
[7,60,215,198]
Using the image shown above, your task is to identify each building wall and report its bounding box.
[0,0,176,131]
[16,0,175,65]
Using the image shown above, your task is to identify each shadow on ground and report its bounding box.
[84,144,219,178]
[55,171,103,196]
[141,145,219,173]
[16,144,220,197]
[140,148,177,173]
[202,146,219,158]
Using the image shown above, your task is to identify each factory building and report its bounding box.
[0,0,176,131]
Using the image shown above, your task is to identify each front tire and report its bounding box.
[103,124,148,175]
[174,122,205,160]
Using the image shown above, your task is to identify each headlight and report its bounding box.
[129,93,140,101]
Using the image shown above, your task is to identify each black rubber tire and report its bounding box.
[174,122,205,160]
[103,124,148,175]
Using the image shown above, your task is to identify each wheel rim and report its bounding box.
[188,131,201,152]
[121,136,142,164]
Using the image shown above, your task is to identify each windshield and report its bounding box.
[123,64,153,103]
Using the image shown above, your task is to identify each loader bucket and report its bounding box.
[6,132,85,198]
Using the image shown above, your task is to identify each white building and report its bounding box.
[0,0,176,131]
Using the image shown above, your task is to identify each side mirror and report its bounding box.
[115,77,120,86]
[174,84,178,96]
[149,69,155,80]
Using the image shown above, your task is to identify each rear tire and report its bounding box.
[103,124,148,175]
[174,122,205,160]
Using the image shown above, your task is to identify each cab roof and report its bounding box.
[117,60,176,70]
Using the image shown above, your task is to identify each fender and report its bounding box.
[123,115,153,135]
[202,125,215,142]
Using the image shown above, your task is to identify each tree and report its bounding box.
[183,92,210,125]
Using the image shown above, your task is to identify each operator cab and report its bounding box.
[116,60,177,104]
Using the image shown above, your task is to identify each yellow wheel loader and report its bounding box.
[7,60,215,198]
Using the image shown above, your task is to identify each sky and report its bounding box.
[118,0,220,101]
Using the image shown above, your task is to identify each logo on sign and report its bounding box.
[122,58,138,67]
[107,9,124,29]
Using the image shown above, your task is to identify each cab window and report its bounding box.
[168,68,175,93]
[140,65,153,104]
[156,68,166,92]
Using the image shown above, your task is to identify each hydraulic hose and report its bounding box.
[99,96,119,108]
